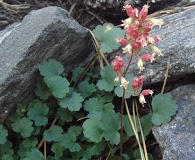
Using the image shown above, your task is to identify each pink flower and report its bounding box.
[153,36,161,43]
[142,89,154,96]
[139,4,149,20]
[138,76,144,87]
[123,4,138,18]
[138,34,148,47]
[132,78,139,89]
[141,54,154,62]
[126,26,139,39]
[112,56,124,73]
[117,37,128,45]
[143,22,152,32]
[132,42,142,50]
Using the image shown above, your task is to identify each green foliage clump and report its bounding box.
[0,19,177,159]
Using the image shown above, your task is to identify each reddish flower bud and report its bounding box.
[138,34,148,47]
[112,56,124,73]
[138,75,144,87]
[153,36,161,43]
[117,37,128,45]
[139,4,149,20]
[141,54,154,62]
[123,4,138,18]
[126,26,139,39]
[143,22,152,32]
[132,42,142,50]
[142,89,154,96]
[132,78,139,89]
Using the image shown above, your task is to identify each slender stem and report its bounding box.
[135,100,148,160]
[161,56,170,94]
[37,116,59,149]
[119,88,125,160]
[44,141,47,160]
[124,53,134,76]
[125,100,145,160]
[119,53,134,159]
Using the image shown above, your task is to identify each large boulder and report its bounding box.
[0,6,92,123]
[124,8,195,85]
[153,84,195,160]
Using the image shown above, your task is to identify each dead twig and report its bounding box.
[0,0,30,13]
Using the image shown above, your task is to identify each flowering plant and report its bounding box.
[0,3,177,160]
[113,3,164,106]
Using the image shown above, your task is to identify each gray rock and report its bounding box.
[0,6,92,122]
[124,8,195,85]
[83,0,180,12]
[152,84,195,160]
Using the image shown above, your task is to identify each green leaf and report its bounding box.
[16,103,27,117]
[44,125,63,142]
[133,149,153,160]
[88,141,106,156]
[93,23,125,53]
[44,76,69,98]
[78,81,96,99]
[39,59,64,78]
[83,117,103,143]
[2,154,14,160]
[18,143,29,158]
[114,73,139,99]
[100,111,121,145]
[12,117,34,138]
[87,66,100,79]
[61,132,81,152]
[34,77,50,100]
[151,93,177,125]
[57,108,73,122]
[68,126,83,136]
[27,102,49,126]
[0,124,8,144]
[140,114,153,136]
[22,137,38,148]
[84,98,114,118]
[96,66,116,91]
[0,140,13,154]
[72,67,85,82]
[59,92,84,111]
[21,148,44,160]
[51,143,64,158]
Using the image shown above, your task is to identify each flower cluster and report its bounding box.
[112,3,164,106]
[119,3,164,72]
